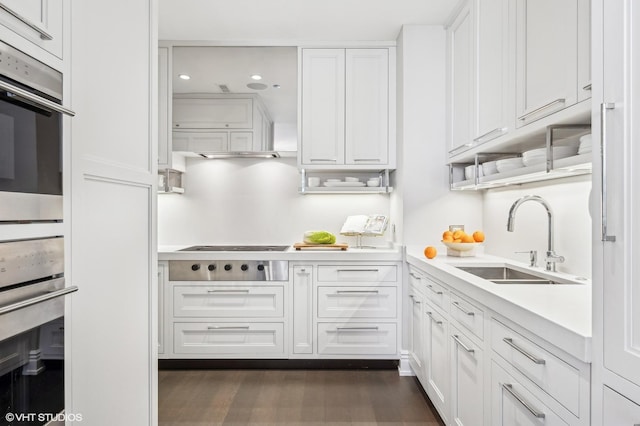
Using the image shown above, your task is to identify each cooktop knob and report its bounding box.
[224,264,232,271]
[257,264,265,271]
[191,264,200,271]
[208,264,216,271]
[241,264,248,271]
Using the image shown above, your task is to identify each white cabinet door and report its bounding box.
[292,266,313,354]
[301,48,345,166]
[602,0,640,388]
[473,0,510,144]
[577,0,591,101]
[0,0,63,59]
[603,386,640,426]
[515,0,578,127]
[229,132,254,152]
[172,132,228,153]
[345,48,389,165]
[408,288,424,378]
[424,303,450,424]
[448,1,473,155]
[450,325,483,426]
[173,97,253,129]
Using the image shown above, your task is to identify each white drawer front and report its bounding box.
[450,293,484,340]
[317,322,397,355]
[603,386,640,425]
[423,276,450,312]
[317,265,397,282]
[317,286,397,319]
[492,361,568,426]
[173,286,284,318]
[174,322,284,355]
[492,319,580,416]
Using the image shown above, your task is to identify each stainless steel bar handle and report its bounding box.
[207,326,250,330]
[353,159,381,162]
[426,311,443,325]
[309,158,337,162]
[336,290,379,294]
[409,294,421,304]
[336,269,379,273]
[517,98,566,121]
[449,142,474,155]
[583,83,592,91]
[0,80,75,116]
[0,286,78,316]
[207,289,250,293]
[473,127,508,143]
[336,327,379,331]
[502,384,546,419]
[427,285,443,295]
[601,103,617,242]
[452,301,474,316]
[409,272,421,279]
[0,3,53,40]
[452,334,474,353]
[502,338,546,365]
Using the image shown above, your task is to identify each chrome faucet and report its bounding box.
[507,195,565,272]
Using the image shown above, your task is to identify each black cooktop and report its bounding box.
[179,245,290,252]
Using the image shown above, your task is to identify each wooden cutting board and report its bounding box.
[293,242,349,251]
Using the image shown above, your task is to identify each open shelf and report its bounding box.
[298,169,394,195]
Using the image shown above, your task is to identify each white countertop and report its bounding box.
[405,246,592,363]
[158,244,403,262]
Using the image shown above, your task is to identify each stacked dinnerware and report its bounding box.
[464,165,483,180]
[481,160,498,176]
[496,157,524,173]
[522,144,579,166]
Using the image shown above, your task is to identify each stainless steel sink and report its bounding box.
[456,266,578,285]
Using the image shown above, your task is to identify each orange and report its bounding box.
[472,230,485,242]
[453,230,465,240]
[424,246,437,259]
[453,238,462,243]
[442,235,454,242]
[461,234,475,243]
[442,230,453,240]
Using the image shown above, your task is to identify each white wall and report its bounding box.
[394,25,483,250]
[158,157,391,246]
[482,175,592,277]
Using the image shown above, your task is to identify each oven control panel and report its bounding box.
[168,260,288,281]
[0,237,64,289]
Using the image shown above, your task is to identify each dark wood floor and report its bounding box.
[158,369,444,425]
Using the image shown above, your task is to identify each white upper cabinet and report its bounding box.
[300,47,395,169]
[345,49,389,166]
[473,0,511,145]
[515,0,578,127]
[577,0,591,102]
[173,96,253,130]
[0,0,63,62]
[448,2,473,156]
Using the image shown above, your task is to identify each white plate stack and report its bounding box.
[522,145,579,166]
[496,157,524,173]
[481,160,498,176]
[578,134,592,154]
[464,165,483,180]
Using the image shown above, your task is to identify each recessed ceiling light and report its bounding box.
[178,74,191,80]
[250,74,263,80]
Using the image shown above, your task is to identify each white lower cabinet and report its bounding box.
[317,322,397,355]
[406,261,591,425]
[292,265,313,354]
[173,285,284,318]
[492,361,568,425]
[602,386,640,425]
[450,325,484,426]
[424,301,450,423]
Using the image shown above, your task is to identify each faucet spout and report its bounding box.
[506,195,562,272]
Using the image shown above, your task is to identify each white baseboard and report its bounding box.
[397,350,414,376]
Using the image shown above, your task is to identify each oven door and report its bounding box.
[0,278,77,426]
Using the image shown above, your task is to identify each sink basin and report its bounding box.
[456,266,579,285]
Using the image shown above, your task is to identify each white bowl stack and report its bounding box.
[496,157,524,173]
[578,134,592,154]
[464,165,483,180]
[481,160,499,176]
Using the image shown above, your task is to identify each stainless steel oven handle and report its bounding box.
[0,286,78,316]
[0,79,75,116]
[0,3,53,40]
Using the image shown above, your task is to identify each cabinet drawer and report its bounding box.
[423,276,450,312]
[603,386,640,425]
[317,322,397,355]
[450,293,484,340]
[173,285,284,318]
[492,361,568,425]
[491,319,580,416]
[317,265,397,282]
[317,286,396,319]
[173,322,284,355]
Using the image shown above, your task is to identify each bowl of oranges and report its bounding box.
[442,229,484,254]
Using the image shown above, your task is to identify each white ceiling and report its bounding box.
[159,0,457,42]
